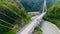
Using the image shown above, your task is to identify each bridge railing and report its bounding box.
[17,0,47,34]
[17,12,46,34]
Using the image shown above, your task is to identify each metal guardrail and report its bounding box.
[17,12,46,34]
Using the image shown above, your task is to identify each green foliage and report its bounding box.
[0,25,11,34]
[43,4,60,29]
[34,26,42,34]
[0,0,31,34]
[6,29,17,34]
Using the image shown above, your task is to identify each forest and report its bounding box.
[0,0,60,34]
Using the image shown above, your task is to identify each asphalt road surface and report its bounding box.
[40,21,60,34]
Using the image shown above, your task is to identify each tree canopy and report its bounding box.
[0,0,31,34]
[21,0,57,12]
[43,3,60,29]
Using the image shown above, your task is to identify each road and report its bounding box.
[17,15,39,34]
[17,12,60,34]
[17,12,46,34]
[40,21,60,34]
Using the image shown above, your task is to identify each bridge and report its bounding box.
[17,0,60,34]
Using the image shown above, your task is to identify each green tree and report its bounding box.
[43,4,60,29]
[0,0,31,34]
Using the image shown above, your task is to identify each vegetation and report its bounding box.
[43,3,60,29]
[21,0,57,12]
[34,26,42,34]
[0,0,31,34]
[0,0,59,34]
